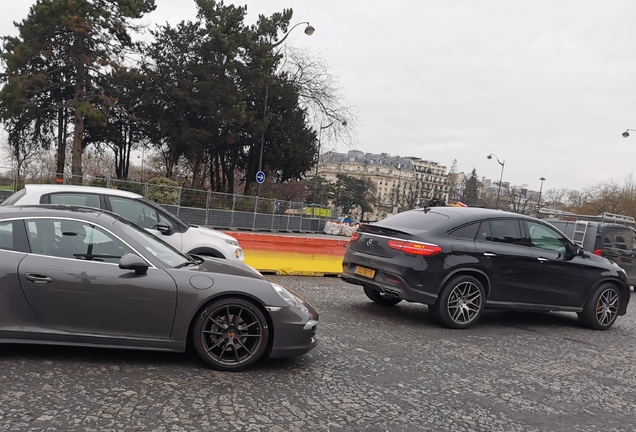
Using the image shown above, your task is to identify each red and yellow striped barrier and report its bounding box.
[228,232,350,276]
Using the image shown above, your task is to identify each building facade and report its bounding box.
[317,150,449,221]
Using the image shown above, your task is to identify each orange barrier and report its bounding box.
[227,232,350,276]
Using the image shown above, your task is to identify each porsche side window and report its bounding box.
[26,219,134,263]
[0,220,28,253]
[0,221,14,250]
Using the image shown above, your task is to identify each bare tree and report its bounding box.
[280,48,359,152]
[82,149,116,178]
[446,159,461,202]
[507,184,530,214]
[542,188,569,209]
[1,127,43,180]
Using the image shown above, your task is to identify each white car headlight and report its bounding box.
[270,283,308,312]
[224,238,239,246]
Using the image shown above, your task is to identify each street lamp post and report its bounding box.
[622,129,636,138]
[537,176,546,216]
[256,22,315,197]
[487,153,505,209]
[312,119,346,210]
[393,161,403,214]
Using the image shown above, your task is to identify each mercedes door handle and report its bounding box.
[483,252,497,257]
[24,273,53,284]
[537,257,549,263]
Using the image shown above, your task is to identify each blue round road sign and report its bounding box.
[256,171,265,184]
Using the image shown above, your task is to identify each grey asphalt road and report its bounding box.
[1,276,635,432]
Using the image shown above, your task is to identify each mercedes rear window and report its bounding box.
[374,210,449,232]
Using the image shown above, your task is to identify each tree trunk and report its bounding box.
[56,104,66,178]
[165,144,176,179]
[243,146,258,194]
[122,123,133,179]
[71,35,86,179]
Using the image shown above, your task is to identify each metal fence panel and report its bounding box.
[272,214,289,231]
[160,204,179,217]
[0,167,336,233]
[24,172,60,185]
[147,184,180,207]
[64,174,92,186]
[207,209,234,228]
[180,188,208,210]
[109,178,146,195]
[0,167,15,201]
[232,211,258,230]
[251,213,273,231]
[234,195,256,213]
[177,206,207,226]
[209,192,235,210]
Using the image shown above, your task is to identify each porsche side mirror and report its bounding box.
[119,253,149,275]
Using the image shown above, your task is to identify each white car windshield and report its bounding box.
[114,219,190,268]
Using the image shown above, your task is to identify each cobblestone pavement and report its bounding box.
[1,277,635,432]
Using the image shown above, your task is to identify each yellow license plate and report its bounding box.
[355,266,376,279]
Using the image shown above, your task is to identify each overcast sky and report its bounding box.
[2,0,636,192]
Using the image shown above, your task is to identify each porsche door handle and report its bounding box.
[537,257,549,263]
[483,252,497,257]
[24,273,53,284]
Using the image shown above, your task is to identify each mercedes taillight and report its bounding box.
[387,239,442,256]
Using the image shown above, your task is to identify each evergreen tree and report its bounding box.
[139,1,315,194]
[85,66,148,179]
[462,168,480,206]
[334,174,372,220]
[1,0,156,176]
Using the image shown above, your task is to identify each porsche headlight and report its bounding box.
[270,283,308,312]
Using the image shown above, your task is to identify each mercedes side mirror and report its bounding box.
[572,243,585,257]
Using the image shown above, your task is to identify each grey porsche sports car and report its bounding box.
[0,205,318,371]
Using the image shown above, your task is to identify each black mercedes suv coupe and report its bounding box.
[341,207,629,330]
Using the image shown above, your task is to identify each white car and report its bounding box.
[1,184,244,261]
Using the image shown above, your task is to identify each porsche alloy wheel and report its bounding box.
[193,298,269,371]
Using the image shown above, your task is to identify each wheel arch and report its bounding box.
[185,293,275,355]
[188,247,226,259]
[584,278,629,315]
[439,268,491,299]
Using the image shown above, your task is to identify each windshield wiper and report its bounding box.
[174,259,199,269]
